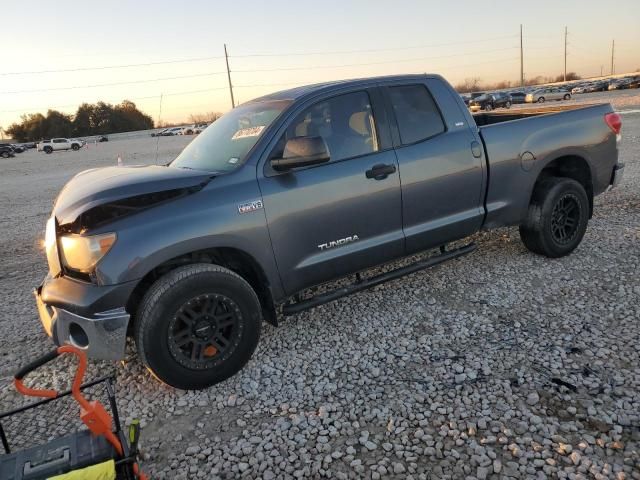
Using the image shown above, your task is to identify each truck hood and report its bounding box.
[54,165,214,226]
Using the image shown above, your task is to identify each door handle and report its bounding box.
[366,163,396,180]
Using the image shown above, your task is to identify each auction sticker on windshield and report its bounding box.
[232,126,265,140]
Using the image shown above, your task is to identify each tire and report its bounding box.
[1,152,9,158]
[134,264,262,390]
[519,177,590,258]
[537,97,545,103]
[484,103,493,111]
[44,146,52,154]
[505,101,512,109]
[563,94,571,100]
[71,144,80,151]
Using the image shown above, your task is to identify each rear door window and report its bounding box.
[388,85,445,145]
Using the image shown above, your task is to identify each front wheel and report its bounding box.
[71,144,80,151]
[563,94,571,100]
[505,101,512,109]
[537,97,545,103]
[1,152,9,158]
[484,103,493,111]
[44,146,52,154]
[519,178,589,258]
[134,264,262,389]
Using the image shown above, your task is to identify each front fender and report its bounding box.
[91,173,285,301]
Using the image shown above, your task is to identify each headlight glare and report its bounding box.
[60,232,117,272]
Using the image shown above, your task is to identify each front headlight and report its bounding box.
[59,232,117,272]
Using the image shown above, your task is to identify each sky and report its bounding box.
[1,0,638,131]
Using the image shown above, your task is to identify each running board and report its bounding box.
[282,242,477,316]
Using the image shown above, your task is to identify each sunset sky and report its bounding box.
[1,0,638,131]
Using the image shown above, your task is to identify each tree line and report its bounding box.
[6,100,154,142]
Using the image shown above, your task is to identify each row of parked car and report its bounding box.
[571,75,640,94]
[461,74,640,112]
[0,142,36,158]
[462,87,572,112]
[151,123,209,137]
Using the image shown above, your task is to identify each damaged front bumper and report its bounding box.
[34,275,137,361]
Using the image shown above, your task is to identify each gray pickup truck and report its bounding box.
[35,74,624,389]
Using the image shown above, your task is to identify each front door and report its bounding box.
[258,90,404,295]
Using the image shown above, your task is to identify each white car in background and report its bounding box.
[180,124,208,135]
[165,127,184,136]
[525,88,572,103]
[37,138,85,153]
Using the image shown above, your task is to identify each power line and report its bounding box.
[0,72,228,95]
[0,87,229,113]
[0,56,226,77]
[233,57,521,89]
[231,47,519,73]
[229,35,519,58]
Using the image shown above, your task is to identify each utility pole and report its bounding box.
[520,24,524,87]
[600,65,603,77]
[610,40,615,75]
[224,44,236,109]
[563,26,567,82]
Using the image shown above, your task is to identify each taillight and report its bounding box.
[604,112,622,135]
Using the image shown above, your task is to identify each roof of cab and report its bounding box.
[247,74,432,104]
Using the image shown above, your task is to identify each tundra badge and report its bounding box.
[318,235,360,251]
[238,200,264,214]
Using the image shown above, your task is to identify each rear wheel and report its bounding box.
[1,152,9,158]
[71,144,80,151]
[505,101,512,109]
[134,264,262,389]
[44,146,52,154]
[537,96,545,103]
[563,94,571,100]
[519,177,589,258]
[484,103,493,111]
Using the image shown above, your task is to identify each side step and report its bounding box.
[282,242,477,316]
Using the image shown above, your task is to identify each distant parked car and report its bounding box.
[151,128,168,137]
[37,138,85,153]
[180,125,197,135]
[0,145,15,158]
[469,92,512,111]
[525,88,571,103]
[0,143,22,154]
[164,127,184,136]
[508,91,527,104]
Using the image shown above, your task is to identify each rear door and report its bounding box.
[382,79,486,254]
[258,88,404,295]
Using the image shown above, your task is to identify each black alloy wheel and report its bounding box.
[550,194,581,246]
[519,177,589,258]
[168,293,242,370]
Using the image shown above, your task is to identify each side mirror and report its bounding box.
[271,136,330,171]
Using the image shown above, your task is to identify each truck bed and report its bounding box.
[473,102,617,229]
[472,103,606,126]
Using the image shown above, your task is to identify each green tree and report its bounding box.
[7,100,155,141]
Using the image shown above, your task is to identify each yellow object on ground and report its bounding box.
[48,459,116,480]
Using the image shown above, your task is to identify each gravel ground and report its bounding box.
[0,93,639,479]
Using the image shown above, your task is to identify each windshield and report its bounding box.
[170,100,291,172]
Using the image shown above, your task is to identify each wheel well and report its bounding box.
[532,155,593,217]
[126,247,277,331]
